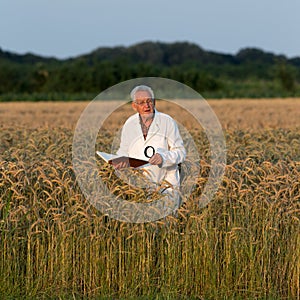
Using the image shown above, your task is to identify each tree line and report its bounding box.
[0,41,299,100]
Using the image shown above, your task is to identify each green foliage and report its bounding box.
[275,63,296,92]
[0,42,300,101]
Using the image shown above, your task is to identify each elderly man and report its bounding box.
[115,85,186,200]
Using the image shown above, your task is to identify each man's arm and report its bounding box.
[115,122,131,169]
[156,119,186,168]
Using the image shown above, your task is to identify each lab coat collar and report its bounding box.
[137,109,160,143]
[144,109,160,143]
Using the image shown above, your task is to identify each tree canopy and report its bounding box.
[0,41,299,100]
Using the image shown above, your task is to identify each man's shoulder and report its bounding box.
[123,113,139,126]
[156,111,175,123]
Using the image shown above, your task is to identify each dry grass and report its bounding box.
[0,99,299,299]
[0,98,299,130]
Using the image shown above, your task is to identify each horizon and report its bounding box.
[1,39,298,60]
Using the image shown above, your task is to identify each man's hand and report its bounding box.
[149,153,163,166]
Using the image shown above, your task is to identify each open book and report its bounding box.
[96,151,150,168]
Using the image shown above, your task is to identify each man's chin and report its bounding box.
[141,112,154,118]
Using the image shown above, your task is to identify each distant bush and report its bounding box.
[1,42,300,101]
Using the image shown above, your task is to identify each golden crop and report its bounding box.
[0,99,299,299]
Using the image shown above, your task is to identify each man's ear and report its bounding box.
[131,102,137,112]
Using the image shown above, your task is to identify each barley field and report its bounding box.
[0,99,299,299]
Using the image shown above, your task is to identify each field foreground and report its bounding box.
[0,99,299,299]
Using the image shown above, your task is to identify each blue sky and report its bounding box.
[1,0,300,59]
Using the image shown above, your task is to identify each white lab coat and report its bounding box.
[117,110,186,189]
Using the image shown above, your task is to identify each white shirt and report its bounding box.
[117,110,186,188]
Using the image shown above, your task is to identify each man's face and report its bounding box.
[131,90,155,116]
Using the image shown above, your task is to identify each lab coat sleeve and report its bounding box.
[157,119,186,168]
[116,123,130,156]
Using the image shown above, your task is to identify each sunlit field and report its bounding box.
[0,99,299,299]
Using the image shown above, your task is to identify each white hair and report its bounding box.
[130,85,154,101]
